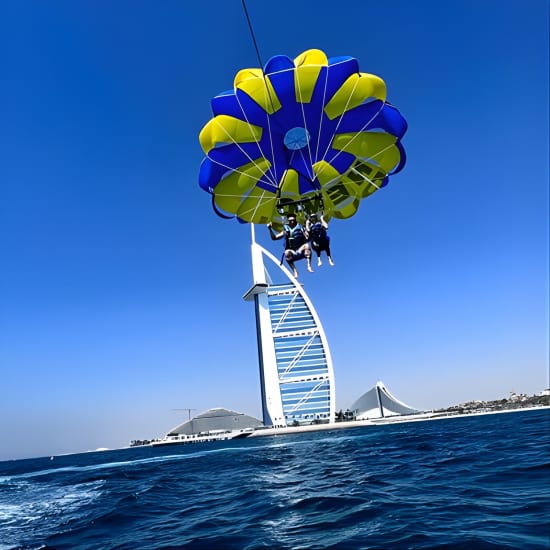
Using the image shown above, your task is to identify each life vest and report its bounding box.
[283,223,307,251]
[309,222,328,246]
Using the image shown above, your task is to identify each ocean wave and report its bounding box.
[0,408,548,550]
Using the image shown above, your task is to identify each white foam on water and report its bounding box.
[0,479,104,546]
[0,444,263,484]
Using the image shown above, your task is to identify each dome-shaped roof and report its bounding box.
[167,408,262,436]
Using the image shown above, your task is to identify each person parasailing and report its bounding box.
[268,214,313,278]
[306,213,334,267]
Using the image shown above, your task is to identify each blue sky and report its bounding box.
[1,0,548,460]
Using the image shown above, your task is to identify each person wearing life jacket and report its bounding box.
[306,213,334,267]
[268,214,313,278]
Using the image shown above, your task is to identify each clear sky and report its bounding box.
[1,0,548,461]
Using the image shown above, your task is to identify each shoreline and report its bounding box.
[248,405,550,439]
[4,406,547,462]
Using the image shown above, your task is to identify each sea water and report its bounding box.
[1,408,548,550]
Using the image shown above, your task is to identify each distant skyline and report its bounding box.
[1,0,548,460]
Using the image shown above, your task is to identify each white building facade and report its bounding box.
[244,239,335,428]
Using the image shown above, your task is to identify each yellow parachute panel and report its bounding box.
[324,73,386,120]
[199,116,263,154]
[236,187,278,224]
[279,169,301,199]
[294,49,328,103]
[213,159,272,213]
[344,160,387,198]
[313,161,341,186]
[332,132,401,173]
[235,69,281,114]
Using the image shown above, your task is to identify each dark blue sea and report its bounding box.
[1,408,549,550]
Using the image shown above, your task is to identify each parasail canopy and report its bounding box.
[199,49,407,229]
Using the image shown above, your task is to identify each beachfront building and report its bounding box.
[244,234,336,428]
[350,381,420,419]
[166,408,262,436]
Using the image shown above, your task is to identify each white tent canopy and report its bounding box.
[349,381,420,420]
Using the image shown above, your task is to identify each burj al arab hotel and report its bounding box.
[243,228,335,428]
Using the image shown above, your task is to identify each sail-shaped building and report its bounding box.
[349,381,420,419]
[244,234,335,428]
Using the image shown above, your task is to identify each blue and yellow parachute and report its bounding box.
[199,49,407,229]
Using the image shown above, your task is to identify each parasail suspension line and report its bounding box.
[241,0,277,115]
[242,0,265,75]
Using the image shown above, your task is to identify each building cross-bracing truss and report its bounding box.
[244,237,335,428]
